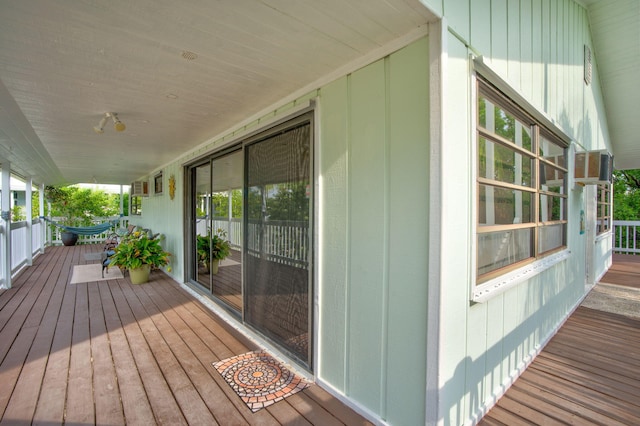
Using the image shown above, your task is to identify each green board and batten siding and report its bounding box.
[145,36,432,425]
[419,0,612,424]
[319,37,430,425]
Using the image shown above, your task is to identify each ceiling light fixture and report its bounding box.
[94,112,126,133]
[111,113,126,132]
[93,114,108,133]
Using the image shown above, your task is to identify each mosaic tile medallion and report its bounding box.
[213,351,309,412]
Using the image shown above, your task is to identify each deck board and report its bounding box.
[0,245,370,425]
[480,255,640,425]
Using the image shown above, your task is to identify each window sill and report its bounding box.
[472,249,571,303]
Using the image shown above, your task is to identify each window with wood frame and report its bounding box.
[154,171,163,195]
[596,183,611,235]
[131,195,142,216]
[476,78,568,283]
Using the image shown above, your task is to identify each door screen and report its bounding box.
[245,121,312,366]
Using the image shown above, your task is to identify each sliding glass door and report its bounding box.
[189,150,243,316]
[186,112,313,368]
[210,150,243,312]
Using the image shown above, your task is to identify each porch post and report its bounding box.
[120,184,124,215]
[1,164,12,289]
[228,189,233,241]
[39,183,46,253]
[25,176,33,266]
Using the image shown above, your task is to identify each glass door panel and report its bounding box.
[211,150,243,314]
[245,121,312,367]
[192,162,212,291]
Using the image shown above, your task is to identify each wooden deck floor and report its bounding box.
[479,255,640,425]
[0,244,372,425]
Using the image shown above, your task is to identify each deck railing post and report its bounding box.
[1,165,12,289]
[25,177,33,266]
[39,183,46,253]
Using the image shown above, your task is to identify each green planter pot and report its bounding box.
[210,259,219,274]
[129,264,151,284]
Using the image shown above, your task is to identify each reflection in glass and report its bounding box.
[478,96,532,151]
[478,137,533,187]
[538,224,565,253]
[539,194,565,222]
[209,151,243,313]
[194,162,212,292]
[477,228,533,276]
[479,184,533,225]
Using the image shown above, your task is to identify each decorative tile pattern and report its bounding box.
[213,351,309,412]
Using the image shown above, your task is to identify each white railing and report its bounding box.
[0,219,45,284]
[48,216,129,246]
[198,217,309,268]
[613,220,640,254]
[213,218,242,249]
[246,219,309,269]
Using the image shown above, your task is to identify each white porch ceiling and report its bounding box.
[0,1,637,186]
[583,0,640,170]
[0,0,435,186]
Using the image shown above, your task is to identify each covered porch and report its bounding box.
[0,244,370,425]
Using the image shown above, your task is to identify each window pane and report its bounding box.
[540,168,565,193]
[477,228,533,277]
[479,137,533,186]
[538,223,565,253]
[478,95,532,151]
[539,194,565,222]
[539,135,564,159]
[479,184,533,225]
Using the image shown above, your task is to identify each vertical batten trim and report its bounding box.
[425,18,445,426]
[379,55,392,418]
[344,74,352,394]
[313,98,321,379]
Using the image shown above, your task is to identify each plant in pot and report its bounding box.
[108,231,171,284]
[196,228,231,274]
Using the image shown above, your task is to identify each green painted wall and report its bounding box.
[431,0,613,424]
[318,37,430,425]
[139,36,431,425]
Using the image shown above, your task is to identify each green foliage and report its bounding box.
[613,170,640,220]
[11,205,25,222]
[247,182,310,221]
[109,232,171,270]
[212,189,242,218]
[267,182,309,221]
[196,228,231,266]
[45,185,123,225]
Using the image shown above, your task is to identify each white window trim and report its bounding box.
[473,249,571,302]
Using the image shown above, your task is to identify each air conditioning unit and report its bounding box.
[131,180,149,197]
[574,150,613,185]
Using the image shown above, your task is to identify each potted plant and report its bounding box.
[196,228,231,274]
[108,231,171,284]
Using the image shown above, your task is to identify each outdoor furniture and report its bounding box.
[101,233,120,277]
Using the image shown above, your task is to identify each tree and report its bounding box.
[45,185,122,226]
[613,170,640,220]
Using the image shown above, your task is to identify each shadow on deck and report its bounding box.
[0,244,371,425]
[479,254,640,425]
